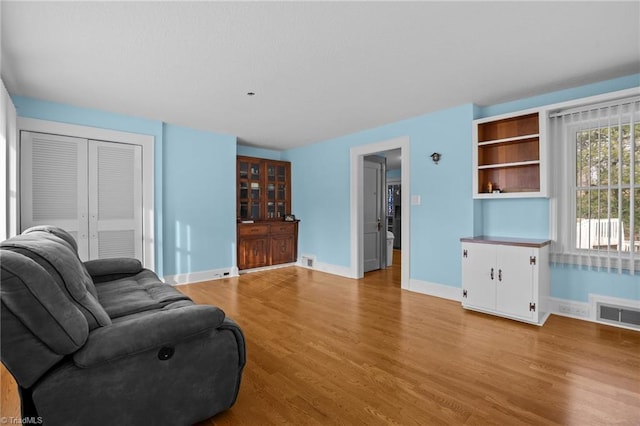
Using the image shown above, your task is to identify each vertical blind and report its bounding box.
[549,96,639,274]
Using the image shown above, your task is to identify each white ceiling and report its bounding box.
[2,1,639,150]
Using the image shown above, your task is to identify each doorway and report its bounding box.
[350,136,410,289]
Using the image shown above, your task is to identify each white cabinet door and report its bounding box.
[461,238,549,325]
[20,132,143,262]
[20,132,90,258]
[461,242,496,311]
[496,246,534,320]
[88,140,142,261]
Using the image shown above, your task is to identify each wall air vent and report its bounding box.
[300,255,315,268]
[597,303,640,330]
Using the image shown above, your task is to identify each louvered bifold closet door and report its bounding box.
[88,140,142,261]
[20,131,90,259]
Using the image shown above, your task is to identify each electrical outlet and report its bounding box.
[558,303,589,318]
[574,307,589,317]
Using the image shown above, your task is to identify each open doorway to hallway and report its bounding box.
[362,148,402,286]
[349,136,410,289]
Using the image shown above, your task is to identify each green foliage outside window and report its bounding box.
[575,123,640,250]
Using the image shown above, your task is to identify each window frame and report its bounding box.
[548,88,640,273]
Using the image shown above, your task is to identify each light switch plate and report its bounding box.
[411,195,421,205]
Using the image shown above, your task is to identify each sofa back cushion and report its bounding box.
[23,225,79,253]
[1,232,111,330]
[1,250,89,387]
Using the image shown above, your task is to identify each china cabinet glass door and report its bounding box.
[238,159,262,220]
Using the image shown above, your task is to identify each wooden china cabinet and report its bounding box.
[236,156,299,270]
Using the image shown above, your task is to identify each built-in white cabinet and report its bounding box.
[460,236,550,325]
[473,109,548,198]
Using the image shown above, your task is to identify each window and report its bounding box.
[550,95,639,273]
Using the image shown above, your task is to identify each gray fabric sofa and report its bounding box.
[0,226,245,426]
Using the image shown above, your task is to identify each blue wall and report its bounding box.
[387,168,401,179]
[480,198,549,238]
[163,124,236,275]
[285,104,476,286]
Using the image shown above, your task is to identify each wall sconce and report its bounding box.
[430,152,442,164]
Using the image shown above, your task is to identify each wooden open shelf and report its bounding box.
[478,137,539,167]
[478,164,540,194]
[478,113,539,142]
[474,111,545,197]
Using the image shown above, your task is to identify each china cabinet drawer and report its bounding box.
[238,224,269,237]
[270,223,296,235]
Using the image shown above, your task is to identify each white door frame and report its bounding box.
[16,117,155,270]
[350,136,410,289]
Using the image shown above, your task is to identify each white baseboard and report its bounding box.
[163,266,239,286]
[549,295,640,331]
[297,259,357,279]
[407,279,461,301]
[548,297,591,320]
[238,262,296,274]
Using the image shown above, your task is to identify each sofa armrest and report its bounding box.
[220,317,246,367]
[73,305,225,368]
[83,258,143,282]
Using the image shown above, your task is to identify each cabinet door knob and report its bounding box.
[498,269,503,281]
[490,267,494,280]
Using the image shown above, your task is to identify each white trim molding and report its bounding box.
[1,80,18,240]
[408,279,461,301]
[548,297,591,320]
[549,294,640,331]
[164,267,239,286]
[297,260,356,279]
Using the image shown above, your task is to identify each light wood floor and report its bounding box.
[2,250,639,424]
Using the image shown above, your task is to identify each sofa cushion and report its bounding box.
[1,233,111,330]
[1,250,89,387]
[23,225,79,253]
[84,258,143,283]
[95,269,192,319]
